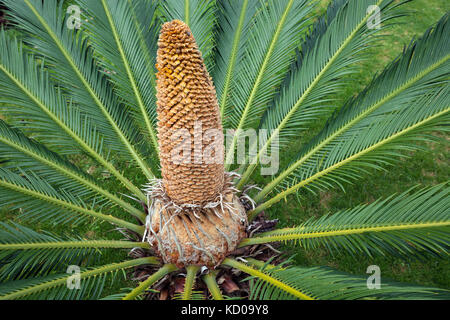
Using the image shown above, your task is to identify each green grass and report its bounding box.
[0,0,449,297]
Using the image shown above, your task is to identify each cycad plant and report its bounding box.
[0,0,449,300]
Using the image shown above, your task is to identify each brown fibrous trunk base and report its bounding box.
[124,179,280,300]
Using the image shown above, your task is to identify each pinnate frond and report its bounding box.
[212,0,260,120]
[0,168,143,234]
[225,0,313,168]
[76,0,160,158]
[0,28,145,200]
[0,257,158,300]
[242,184,450,259]
[0,120,146,221]
[238,0,403,187]
[0,222,150,281]
[246,259,450,300]
[1,0,154,179]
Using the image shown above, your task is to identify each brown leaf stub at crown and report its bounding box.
[156,19,225,206]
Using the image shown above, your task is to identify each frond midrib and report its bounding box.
[202,271,223,300]
[184,0,190,26]
[0,240,151,250]
[182,265,199,300]
[222,258,314,300]
[122,264,177,300]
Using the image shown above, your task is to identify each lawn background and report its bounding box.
[0,0,449,295]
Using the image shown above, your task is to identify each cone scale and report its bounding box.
[145,20,247,268]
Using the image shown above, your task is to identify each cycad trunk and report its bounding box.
[144,20,247,268]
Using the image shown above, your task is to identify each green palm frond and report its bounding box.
[212,0,260,119]
[0,118,98,199]
[2,0,154,179]
[0,30,99,157]
[245,259,450,300]
[238,0,402,187]
[0,222,97,281]
[242,184,450,258]
[76,0,160,157]
[0,257,158,300]
[0,222,149,281]
[224,0,313,168]
[253,14,450,211]
[160,0,217,70]
[0,120,146,221]
[0,28,145,200]
[0,168,143,234]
